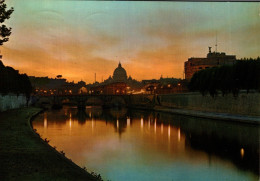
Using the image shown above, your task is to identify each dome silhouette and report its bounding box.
[113,62,127,82]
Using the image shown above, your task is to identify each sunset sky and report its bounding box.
[2,1,260,83]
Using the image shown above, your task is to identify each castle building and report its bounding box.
[184,47,236,80]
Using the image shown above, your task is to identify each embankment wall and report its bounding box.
[0,94,27,112]
[158,92,260,116]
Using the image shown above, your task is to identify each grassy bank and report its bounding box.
[0,107,98,180]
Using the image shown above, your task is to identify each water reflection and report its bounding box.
[43,112,47,128]
[240,148,244,159]
[178,128,181,142]
[33,106,259,181]
[127,117,131,127]
[168,125,171,141]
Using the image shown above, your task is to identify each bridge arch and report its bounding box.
[109,96,126,107]
[86,97,104,106]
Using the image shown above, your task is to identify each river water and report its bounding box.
[32,106,259,181]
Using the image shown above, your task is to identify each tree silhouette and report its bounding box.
[188,58,260,97]
[0,0,14,45]
[56,75,62,79]
[0,61,32,98]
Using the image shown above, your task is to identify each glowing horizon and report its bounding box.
[2,1,260,83]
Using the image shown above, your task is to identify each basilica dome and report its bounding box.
[113,62,127,82]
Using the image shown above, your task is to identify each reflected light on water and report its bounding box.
[44,112,47,129]
[154,118,157,133]
[178,128,181,142]
[91,118,94,132]
[69,118,72,128]
[32,107,259,181]
[141,118,144,130]
[168,125,171,141]
[127,117,130,127]
[240,148,245,159]
[117,119,119,129]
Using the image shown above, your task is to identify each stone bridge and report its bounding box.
[36,94,161,109]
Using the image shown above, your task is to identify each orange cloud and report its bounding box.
[2,1,259,84]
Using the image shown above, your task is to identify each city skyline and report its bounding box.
[2,1,260,83]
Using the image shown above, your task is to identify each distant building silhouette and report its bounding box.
[89,62,188,95]
[142,78,188,94]
[89,62,128,94]
[184,47,236,80]
[113,62,127,82]
[29,76,87,95]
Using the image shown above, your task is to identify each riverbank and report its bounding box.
[0,107,98,180]
[130,104,260,124]
[154,106,260,124]
[157,92,260,117]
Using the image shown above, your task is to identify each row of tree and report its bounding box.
[0,61,32,99]
[188,58,260,97]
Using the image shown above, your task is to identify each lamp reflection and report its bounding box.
[154,118,157,133]
[117,119,119,130]
[127,118,130,127]
[91,118,94,132]
[240,148,244,159]
[69,118,72,129]
[44,112,47,129]
[168,125,171,141]
[178,128,181,142]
